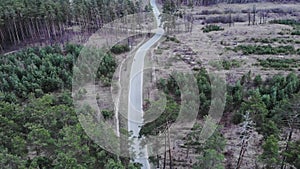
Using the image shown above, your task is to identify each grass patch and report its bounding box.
[222,59,243,70]
[209,60,222,70]
[209,59,243,70]
[154,48,163,54]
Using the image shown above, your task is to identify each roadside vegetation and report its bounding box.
[110,44,130,54]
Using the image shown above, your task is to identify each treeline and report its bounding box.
[0,0,141,51]
[159,0,300,7]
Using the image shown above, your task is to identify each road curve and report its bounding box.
[127,0,164,168]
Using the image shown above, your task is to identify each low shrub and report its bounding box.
[269,19,300,26]
[257,58,300,70]
[110,44,130,54]
[222,59,242,70]
[232,45,296,55]
[202,25,224,33]
[166,36,180,43]
[101,110,114,120]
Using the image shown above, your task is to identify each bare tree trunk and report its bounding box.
[13,19,20,43]
[52,20,57,38]
[30,18,36,39]
[167,122,173,169]
[229,11,232,27]
[45,20,51,40]
[248,11,251,26]
[8,23,17,45]
[281,123,294,169]
[0,44,3,53]
[163,131,167,169]
[0,28,4,43]
[35,18,41,39]
[24,21,30,38]
[186,145,190,159]
[19,21,25,41]
[252,5,256,25]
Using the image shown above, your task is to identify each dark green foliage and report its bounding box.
[139,97,179,137]
[166,36,180,43]
[284,140,300,168]
[65,43,83,58]
[101,110,114,120]
[271,93,300,128]
[249,37,298,44]
[140,68,212,137]
[162,0,176,14]
[0,45,134,168]
[202,25,224,33]
[226,80,244,114]
[240,90,269,130]
[257,58,300,70]
[269,19,300,26]
[261,120,280,138]
[190,124,226,169]
[254,75,262,86]
[229,72,300,139]
[291,30,300,35]
[232,45,297,55]
[110,44,130,54]
[0,45,76,101]
[0,92,134,168]
[260,135,280,168]
[232,111,243,124]
[193,149,224,169]
[97,53,117,86]
[144,4,152,12]
[140,74,181,136]
[195,68,211,117]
